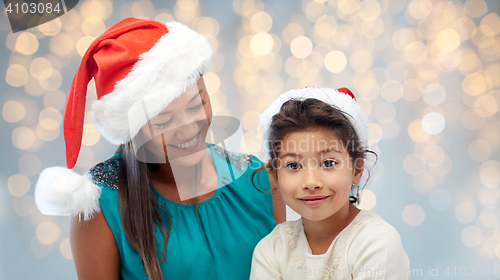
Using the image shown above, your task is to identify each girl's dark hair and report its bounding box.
[115,143,171,280]
[253,98,377,204]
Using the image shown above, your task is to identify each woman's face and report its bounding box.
[139,77,213,167]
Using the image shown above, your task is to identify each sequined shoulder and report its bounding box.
[87,158,120,190]
[212,145,253,171]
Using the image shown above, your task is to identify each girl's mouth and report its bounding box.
[299,196,330,206]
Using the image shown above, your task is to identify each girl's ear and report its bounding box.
[352,158,364,185]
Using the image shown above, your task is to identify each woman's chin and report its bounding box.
[168,148,206,167]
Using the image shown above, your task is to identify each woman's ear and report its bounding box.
[352,158,364,185]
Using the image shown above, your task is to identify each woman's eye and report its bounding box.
[190,101,205,111]
[154,119,172,129]
[322,160,336,168]
[285,162,301,170]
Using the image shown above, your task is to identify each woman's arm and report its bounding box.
[69,211,120,280]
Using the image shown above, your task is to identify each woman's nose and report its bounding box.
[176,121,199,140]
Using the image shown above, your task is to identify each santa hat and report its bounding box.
[259,87,369,157]
[35,18,212,220]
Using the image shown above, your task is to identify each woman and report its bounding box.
[35,18,285,280]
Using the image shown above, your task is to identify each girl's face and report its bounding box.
[139,77,213,167]
[275,128,363,222]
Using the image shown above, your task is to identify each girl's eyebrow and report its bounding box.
[279,148,341,159]
[156,88,206,116]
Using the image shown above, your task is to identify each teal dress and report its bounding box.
[88,144,276,279]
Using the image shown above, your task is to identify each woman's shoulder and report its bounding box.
[86,153,122,191]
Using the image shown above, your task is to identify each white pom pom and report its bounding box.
[35,167,101,221]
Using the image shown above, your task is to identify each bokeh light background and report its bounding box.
[1,0,499,278]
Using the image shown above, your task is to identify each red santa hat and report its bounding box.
[35,18,212,220]
[259,87,369,157]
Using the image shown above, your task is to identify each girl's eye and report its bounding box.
[154,119,172,129]
[285,162,301,170]
[190,100,205,111]
[322,160,337,168]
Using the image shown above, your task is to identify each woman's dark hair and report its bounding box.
[253,98,377,204]
[115,143,171,280]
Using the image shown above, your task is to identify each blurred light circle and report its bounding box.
[436,29,461,52]
[392,28,416,51]
[82,124,100,146]
[408,0,433,19]
[241,110,259,131]
[381,80,403,102]
[402,79,423,102]
[39,108,62,130]
[422,83,446,106]
[480,13,500,37]
[402,204,425,226]
[358,0,381,21]
[385,61,407,82]
[373,102,396,124]
[19,154,42,176]
[438,49,462,69]
[422,144,445,167]
[479,187,500,206]
[36,221,60,245]
[59,238,73,259]
[324,50,347,73]
[282,23,304,45]
[421,112,445,135]
[468,139,491,162]
[408,119,431,143]
[367,122,383,143]
[250,33,274,56]
[461,225,482,247]
[403,154,426,176]
[38,17,62,36]
[76,36,95,57]
[15,32,39,55]
[404,41,428,64]
[2,100,25,123]
[39,69,62,91]
[7,174,30,197]
[358,189,376,210]
[82,16,106,37]
[30,237,53,258]
[479,210,498,228]
[350,51,372,72]
[250,12,272,33]
[338,0,359,15]
[455,202,476,224]
[12,127,36,150]
[304,1,327,21]
[6,64,29,87]
[315,15,337,37]
[464,0,487,18]
[461,109,485,131]
[49,33,74,56]
[29,57,53,80]
[474,95,497,118]
[290,36,313,59]
[204,72,220,94]
[495,244,500,261]
[462,72,486,96]
[480,160,500,188]
[37,124,60,142]
[428,188,452,210]
[13,195,36,216]
[429,156,453,177]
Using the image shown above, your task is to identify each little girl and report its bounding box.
[250,87,410,280]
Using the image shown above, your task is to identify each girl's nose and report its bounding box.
[301,167,323,190]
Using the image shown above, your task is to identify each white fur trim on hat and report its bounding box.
[35,167,101,221]
[259,87,369,157]
[92,21,212,145]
